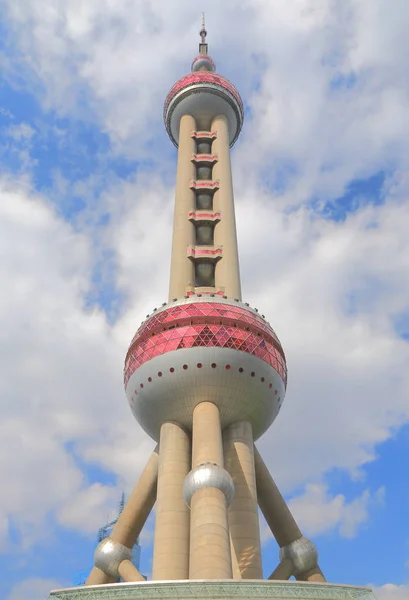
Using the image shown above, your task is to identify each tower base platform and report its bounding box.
[48,579,377,600]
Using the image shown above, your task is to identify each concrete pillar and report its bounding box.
[111,448,159,548]
[212,115,241,300]
[223,421,262,579]
[297,566,326,582]
[118,560,145,582]
[189,402,232,579]
[152,422,191,580]
[85,448,159,586]
[254,447,326,583]
[253,446,302,547]
[192,401,223,466]
[85,567,116,586]
[269,558,293,580]
[168,114,197,300]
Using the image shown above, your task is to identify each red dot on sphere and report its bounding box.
[269,383,272,389]
[251,372,255,377]
[274,390,278,394]
[140,383,144,388]
[197,363,202,368]
[158,372,162,377]
[225,364,231,370]
[211,363,217,368]
[183,364,188,370]
[148,377,152,382]
[170,367,175,373]
[261,377,265,382]
[239,367,244,373]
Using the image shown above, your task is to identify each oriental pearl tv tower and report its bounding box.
[49,16,377,600]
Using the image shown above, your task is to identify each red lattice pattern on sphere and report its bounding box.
[124,303,287,386]
[164,72,244,117]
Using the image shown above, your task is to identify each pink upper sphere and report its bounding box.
[164,71,243,121]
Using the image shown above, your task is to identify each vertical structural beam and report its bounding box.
[168,114,197,300]
[223,421,262,579]
[85,448,159,586]
[212,114,242,300]
[189,402,233,579]
[152,422,191,580]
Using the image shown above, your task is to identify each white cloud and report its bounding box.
[287,484,385,538]
[7,123,35,141]
[0,175,151,551]
[241,175,409,487]
[57,483,119,534]
[374,584,409,600]
[6,578,63,600]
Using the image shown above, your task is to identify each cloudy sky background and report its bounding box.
[0,1,408,599]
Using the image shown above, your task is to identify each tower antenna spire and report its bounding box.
[199,12,208,55]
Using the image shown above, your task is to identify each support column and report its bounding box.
[223,421,262,579]
[189,402,233,579]
[152,422,191,580]
[85,568,116,586]
[269,558,293,581]
[85,448,159,586]
[168,114,197,300]
[254,446,302,547]
[212,114,241,300]
[254,447,326,582]
[118,560,145,582]
[296,566,327,582]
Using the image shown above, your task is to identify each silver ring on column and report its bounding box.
[94,538,132,578]
[279,536,318,575]
[183,462,234,507]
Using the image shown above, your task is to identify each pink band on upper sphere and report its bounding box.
[124,302,287,386]
[164,72,244,118]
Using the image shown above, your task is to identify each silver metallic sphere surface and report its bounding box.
[191,55,216,72]
[279,536,318,575]
[94,538,132,578]
[183,462,234,507]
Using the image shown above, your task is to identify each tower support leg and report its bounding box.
[296,565,326,582]
[85,447,159,585]
[254,446,302,547]
[152,422,191,580]
[85,567,117,586]
[223,421,262,579]
[269,558,293,580]
[212,114,242,300]
[168,114,197,300]
[188,402,233,579]
[253,447,326,582]
[118,560,145,582]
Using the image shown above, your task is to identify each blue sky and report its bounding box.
[0,2,408,600]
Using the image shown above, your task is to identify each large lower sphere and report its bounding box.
[124,296,287,442]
